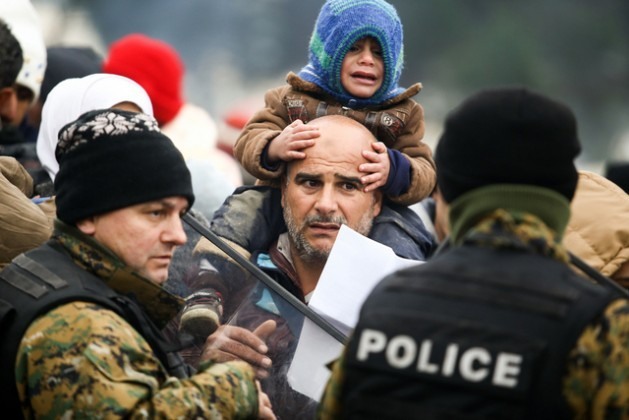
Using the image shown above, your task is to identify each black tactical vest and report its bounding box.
[0,243,189,419]
[340,245,622,420]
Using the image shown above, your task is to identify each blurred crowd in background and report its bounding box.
[31,0,629,170]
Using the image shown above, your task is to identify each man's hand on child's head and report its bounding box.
[267,119,319,163]
[359,142,391,192]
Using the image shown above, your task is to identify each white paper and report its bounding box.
[286,318,344,401]
[287,225,423,401]
[309,224,423,335]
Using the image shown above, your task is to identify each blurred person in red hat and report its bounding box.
[103,33,243,220]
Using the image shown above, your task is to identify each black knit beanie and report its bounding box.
[55,109,194,224]
[435,88,581,204]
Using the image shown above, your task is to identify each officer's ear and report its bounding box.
[75,217,96,236]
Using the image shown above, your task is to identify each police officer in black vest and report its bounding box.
[317,88,629,419]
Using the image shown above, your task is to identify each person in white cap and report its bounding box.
[0,0,46,127]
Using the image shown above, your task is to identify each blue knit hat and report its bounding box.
[297,0,405,108]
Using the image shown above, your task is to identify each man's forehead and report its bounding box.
[308,117,375,147]
[288,116,375,175]
[305,134,370,166]
[290,154,363,180]
[294,169,361,183]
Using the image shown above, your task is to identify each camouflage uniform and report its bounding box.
[317,209,629,419]
[12,222,260,419]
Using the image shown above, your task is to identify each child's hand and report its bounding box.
[359,142,390,192]
[267,120,319,163]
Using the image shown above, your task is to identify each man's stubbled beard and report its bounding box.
[283,203,375,264]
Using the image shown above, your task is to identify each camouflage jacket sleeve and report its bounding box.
[16,301,259,419]
[316,350,348,419]
[563,298,629,418]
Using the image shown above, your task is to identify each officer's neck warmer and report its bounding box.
[448,184,571,246]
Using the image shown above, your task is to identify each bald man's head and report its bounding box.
[281,114,382,265]
[307,114,377,151]
[284,115,377,178]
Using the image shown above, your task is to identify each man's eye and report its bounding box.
[341,183,358,191]
[304,180,320,188]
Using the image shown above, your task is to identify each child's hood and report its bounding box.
[297,0,406,109]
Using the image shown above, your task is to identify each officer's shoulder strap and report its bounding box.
[0,243,123,416]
